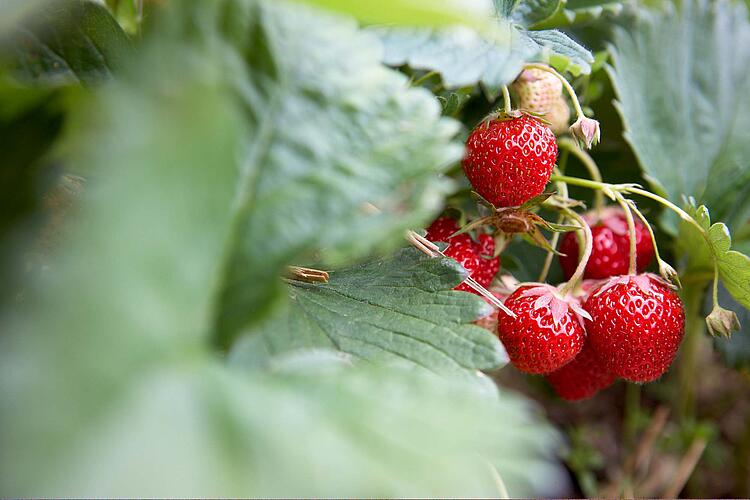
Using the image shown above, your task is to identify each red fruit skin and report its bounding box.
[559,209,655,280]
[462,115,557,208]
[497,286,585,374]
[545,342,616,401]
[584,275,685,383]
[425,217,500,294]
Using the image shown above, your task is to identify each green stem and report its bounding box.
[501,85,512,113]
[524,63,585,119]
[624,383,642,444]
[549,175,707,236]
[557,138,605,212]
[628,201,665,271]
[550,174,606,191]
[677,283,709,421]
[538,169,569,283]
[560,208,592,295]
[712,263,720,308]
[410,70,437,87]
[615,194,637,275]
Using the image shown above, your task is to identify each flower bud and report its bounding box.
[569,116,601,149]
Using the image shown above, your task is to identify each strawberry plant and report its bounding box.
[1,0,749,497]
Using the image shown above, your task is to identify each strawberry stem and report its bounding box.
[501,85,512,114]
[538,168,569,282]
[615,193,637,275]
[627,199,680,286]
[557,138,605,213]
[523,63,585,120]
[559,208,592,295]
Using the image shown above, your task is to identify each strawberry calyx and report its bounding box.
[517,283,592,330]
[592,272,675,299]
[479,109,551,128]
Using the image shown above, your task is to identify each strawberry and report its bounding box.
[425,217,500,294]
[462,115,557,208]
[545,342,616,401]
[511,67,563,115]
[497,284,589,374]
[584,274,685,383]
[546,97,571,135]
[559,207,655,280]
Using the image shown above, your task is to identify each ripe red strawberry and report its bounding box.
[584,274,685,383]
[559,207,655,280]
[425,217,500,294]
[462,115,557,208]
[497,284,588,374]
[511,67,563,115]
[545,342,616,401]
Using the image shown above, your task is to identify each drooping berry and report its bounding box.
[425,217,500,294]
[584,274,685,383]
[497,284,588,374]
[559,207,655,280]
[462,115,557,208]
[545,342,616,401]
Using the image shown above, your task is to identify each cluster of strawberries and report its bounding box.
[425,67,686,401]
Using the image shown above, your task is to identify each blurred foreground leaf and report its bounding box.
[0,1,562,496]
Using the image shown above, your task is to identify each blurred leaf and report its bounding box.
[104,0,141,34]
[231,248,506,377]
[608,0,750,226]
[0,82,65,240]
[10,0,131,85]
[199,1,463,348]
[0,0,50,35]
[293,0,504,32]
[526,29,594,75]
[677,203,750,310]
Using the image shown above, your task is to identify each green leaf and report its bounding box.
[231,248,506,377]
[608,0,750,225]
[10,0,132,85]
[526,29,594,76]
[372,21,537,89]
[677,203,750,310]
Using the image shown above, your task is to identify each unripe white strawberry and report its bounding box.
[546,96,571,135]
[511,67,563,115]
